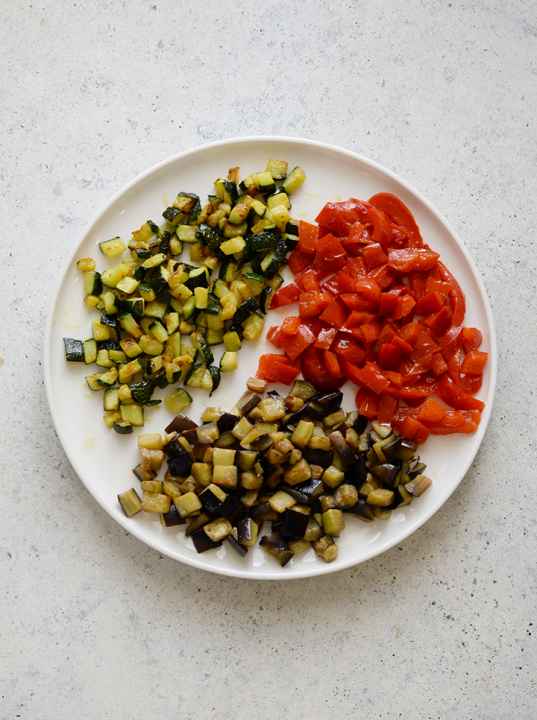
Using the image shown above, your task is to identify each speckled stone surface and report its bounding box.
[2,1,536,718]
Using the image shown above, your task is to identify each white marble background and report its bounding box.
[2,1,536,718]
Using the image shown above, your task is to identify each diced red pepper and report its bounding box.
[377,393,398,426]
[319,297,349,328]
[314,203,351,236]
[399,322,423,346]
[426,410,481,435]
[281,316,301,335]
[377,342,403,370]
[400,416,431,444]
[356,389,380,419]
[297,220,319,254]
[354,277,382,304]
[332,198,370,224]
[355,362,390,395]
[417,398,447,423]
[324,350,343,378]
[461,349,488,375]
[343,256,368,279]
[393,294,416,320]
[280,324,316,361]
[461,327,483,353]
[391,334,414,355]
[314,233,347,274]
[415,291,445,316]
[301,345,345,391]
[314,325,338,350]
[368,262,395,289]
[263,361,300,385]
[256,353,293,380]
[425,305,452,337]
[299,291,332,319]
[288,248,313,275]
[271,283,300,308]
[332,335,365,364]
[266,325,285,349]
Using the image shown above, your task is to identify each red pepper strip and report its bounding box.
[314,203,352,237]
[436,375,485,412]
[297,220,319,254]
[281,316,301,335]
[271,283,300,308]
[315,326,338,350]
[461,350,488,375]
[301,345,346,391]
[400,416,431,444]
[288,248,313,275]
[446,346,484,395]
[425,410,481,435]
[256,353,293,380]
[417,398,447,423]
[366,206,393,245]
[437,261,466,356]
[280,324,316,361]
[377,393,398,426]
[319,297,349,328]
[324,350,343,378]
[384,374,439,399]
[388,248,440,273]
[368,192,424,248]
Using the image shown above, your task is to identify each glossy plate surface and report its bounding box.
[44,137,496,579]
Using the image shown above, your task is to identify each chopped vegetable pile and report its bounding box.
[63,159,306,433]
[258,193,488,444]
[118,378,431,567]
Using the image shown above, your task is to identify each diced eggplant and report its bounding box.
[227,533,248,557]
[160,502,186,527]
[314,390,343,415]
[370,463,400,487]
[280,507,309,540]
[167,453,193,478]
[328,430,356,467]
[217,411,239,433]
[191,528,222,553]
[275,484,309,505]
[185,512,212,536]
[345,453,367,488]
[259,532,293,566]
[200,485,226,515]
[164,413,198,434]
[132,464,157,483]
[302,447,333,468]
[237,517,259,548]
[217,495,242,520]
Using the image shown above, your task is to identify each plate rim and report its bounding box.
[43,135,497,580]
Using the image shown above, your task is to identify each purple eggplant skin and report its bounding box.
[217,412,239,433]
[282,401,311,428]
[167,453,193,478]
[191,528,222,554]
[237,518,256,546]
[236,391,262,415]
[328,431,356,467]
[132,464,157,483]
[302,447,333,468]
[290,477,324,499]
[165,413,198,434]
[163,437,190,458]
[317,390,343,415]
[227,534,247,557]
[200,487,224,515]
[161,503,186,527]
[282,508,309,540]
[276,484,309,505]
[217,495,242,521]
[345,498,375,522]
[259,532,293,566]
[352,413,369,435]
[370,463,400,487]
[345,454,367,488]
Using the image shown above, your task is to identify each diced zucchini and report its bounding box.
[164,387,192,414]
[220,351,238,372]
[120,403,144,427]
[223,331,242,352]
[99,237,127,257]
[241,312,264,341]
[255,171,276,195]
[265,158,288,180]
[64,338,85,363]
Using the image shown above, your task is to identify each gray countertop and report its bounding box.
[2,1,536,718]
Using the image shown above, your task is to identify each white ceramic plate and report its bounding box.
[44,136,496,580]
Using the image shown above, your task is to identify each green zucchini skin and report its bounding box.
[64,338,85,362]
